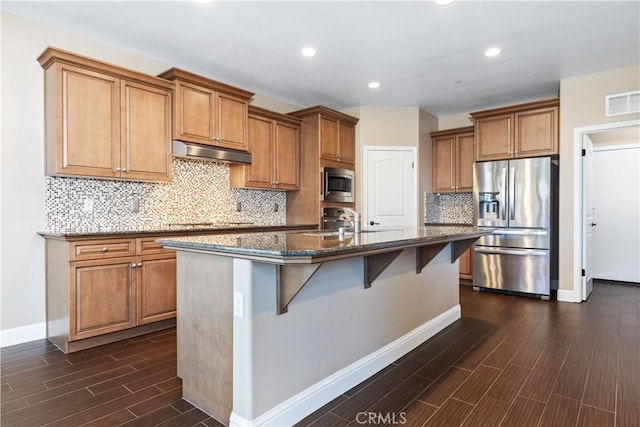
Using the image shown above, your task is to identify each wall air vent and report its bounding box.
[606,90,640,117]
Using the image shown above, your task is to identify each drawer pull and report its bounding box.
[102,247,108,252]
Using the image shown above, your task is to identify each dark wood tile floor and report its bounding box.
[2,280,639,426]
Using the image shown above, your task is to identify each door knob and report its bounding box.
[370,221,380,226]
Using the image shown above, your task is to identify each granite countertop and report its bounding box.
[157,225,492,262]
[37,223,318,239]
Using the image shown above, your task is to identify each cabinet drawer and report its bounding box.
[136,237,177,255]
[70,239,135,261]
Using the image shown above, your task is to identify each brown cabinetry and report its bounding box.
[430,126,474,193]
[230,105,301,190]
[286,106,359,225]
[158,68,254,152]
[318,116,356,164]
[45,235,177,352]
[38,48,173,182]
[471,98,559,161]
[459,247,473,280]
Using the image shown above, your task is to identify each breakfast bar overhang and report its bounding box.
[158,226,491,427]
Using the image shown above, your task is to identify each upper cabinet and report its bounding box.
[158,68,254,152]
[290,106,358,165]
[431,126,474,193]
[471,98,559,162]
[38,48,173,181]
[230,106,301,191]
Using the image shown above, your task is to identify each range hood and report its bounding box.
[172,140,252,164]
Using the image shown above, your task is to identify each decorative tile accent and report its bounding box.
[424,192,473,225]
[45,158,286,232]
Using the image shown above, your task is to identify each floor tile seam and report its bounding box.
[324,408,352,423]
[41,363,139,391]
[535,393,581,427]
[328,378,405,421]
[579,401,616,414]
[455,364,502,406]
[0,396,28,416]
[411,369,468,408]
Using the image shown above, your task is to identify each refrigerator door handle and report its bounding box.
[475,247,548,257]
[509,166,516,220]
[500,167,507,220]
[492,229,548,236]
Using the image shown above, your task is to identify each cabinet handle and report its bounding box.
[122,169,127,172]
[115,167,121,172]
[131,263,137,268]
[102,247,108,252]
[138,263,143,267]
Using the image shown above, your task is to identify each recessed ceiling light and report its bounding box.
[484,47,503,57]
[435,0,455,5]
[301,47,317,57]
[368,82,381,89]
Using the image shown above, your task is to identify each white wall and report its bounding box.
[350,106,438,226]
[558,65,640,300]
[592,144,640,282]
[0,12,299,341]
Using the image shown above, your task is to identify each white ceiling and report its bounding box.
[2,1,639,116]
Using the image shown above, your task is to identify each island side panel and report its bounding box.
[232,245,459,423]
[176,251,233,425]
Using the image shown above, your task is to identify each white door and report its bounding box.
[592,144,640,282]
[581,135,595,300]
[364,147,417,227]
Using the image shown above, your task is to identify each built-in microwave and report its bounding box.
[322,167,354,203]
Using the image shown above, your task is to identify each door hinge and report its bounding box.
[581,269,586,277]
[581,149,586,156]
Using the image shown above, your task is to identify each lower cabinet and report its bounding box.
[71,257,136,341]
[459,248,473,280]
[137,254,177,325]
[46,235,177,352]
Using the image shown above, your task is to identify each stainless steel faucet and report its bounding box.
[338,208,361,234]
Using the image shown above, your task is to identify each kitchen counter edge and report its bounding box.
[37,224,319,240]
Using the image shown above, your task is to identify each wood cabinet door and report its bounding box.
[338,122,355,164]
[136,254,176,325]
[515,106,558,157]
[319,116,339,160]
[456,132,475,192]
[70,258,135,341]
[216,93,248,151]
[175,81,215,144]
[56,64,120,178]
[273,121,300,190]
[121,81,172,181]
[244,115,273,188]
[432,136,455,193]
[475,114,513,161]
[459,248,473,279]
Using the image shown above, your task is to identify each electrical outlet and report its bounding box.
[274,203,279,213]
[236,202,242,212]
[130,199,140,213]
[83,198,94,213]
[233,292,244,318]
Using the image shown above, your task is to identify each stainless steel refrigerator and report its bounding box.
[472,156,558,299]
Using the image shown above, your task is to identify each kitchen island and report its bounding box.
[158,225,491,426]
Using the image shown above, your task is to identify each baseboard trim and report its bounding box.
[557,288,580,303]
[229,305,461,427]
[1,322,46,348]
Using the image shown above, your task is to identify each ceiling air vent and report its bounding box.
[606,90,640,117]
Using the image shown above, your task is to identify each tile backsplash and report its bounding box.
[45,158,286,232]
[424,192,473,225]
